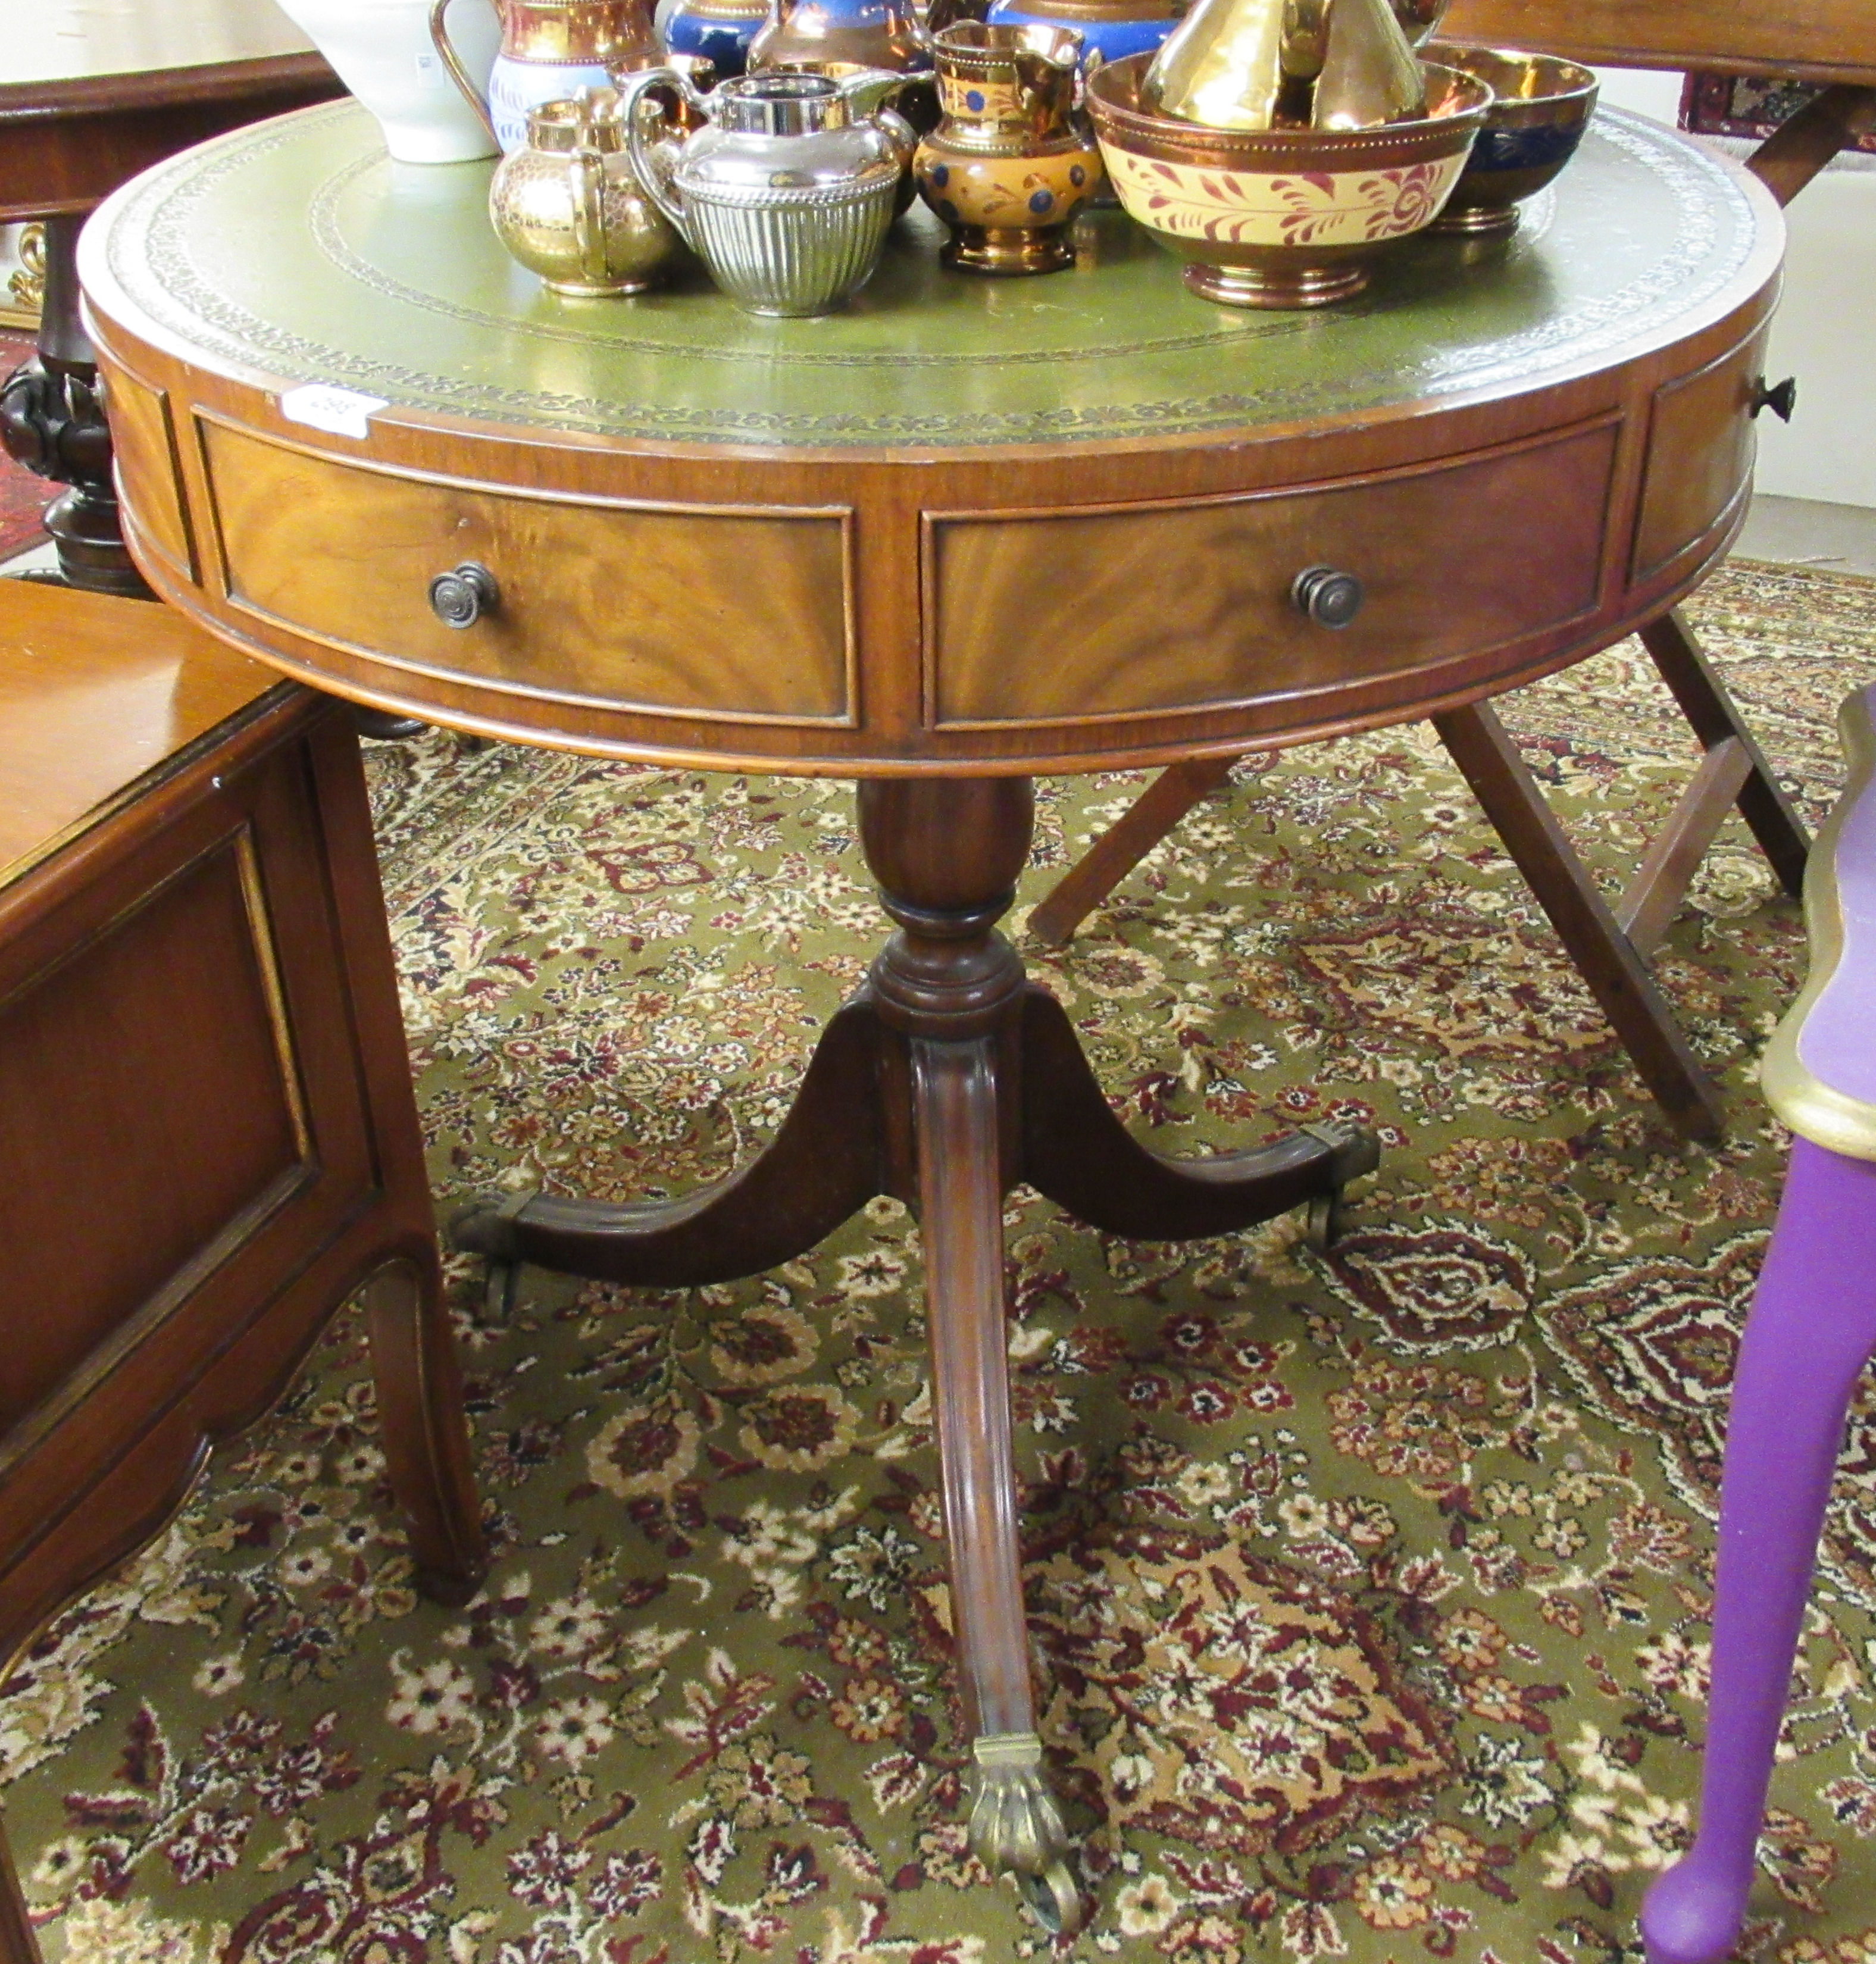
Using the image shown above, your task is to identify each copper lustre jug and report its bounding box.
[745,0,933,76]
[913,23,1104,274]
[1143,0,1424,130]
[432,0,661,149]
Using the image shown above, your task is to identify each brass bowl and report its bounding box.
[1425,44,1597,234]
[1086,54,1492,307]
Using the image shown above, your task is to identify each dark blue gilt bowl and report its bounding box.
[1426,45,1598,234]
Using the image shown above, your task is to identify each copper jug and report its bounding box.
[432,0,662,149]
[913,23,1104,274]
[1143,0,1424,130]
[745,0,933,77]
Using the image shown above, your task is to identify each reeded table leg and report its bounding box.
[915,1039,1083,1934]
[1020,986,1376,1237]
[454,773,1377,1922]
[1642,1142,1876,1964]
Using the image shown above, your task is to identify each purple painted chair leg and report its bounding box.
[1643,1139,1876,1964]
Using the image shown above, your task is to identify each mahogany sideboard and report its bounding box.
[0,579,485,1963]
[1438,0,1876,89]
[0,0,338,594]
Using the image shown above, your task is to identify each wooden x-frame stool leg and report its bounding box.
[1033,610,1808,1139]
[1032,92,1871,1142]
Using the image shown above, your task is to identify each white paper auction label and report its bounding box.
[279,384,390,441]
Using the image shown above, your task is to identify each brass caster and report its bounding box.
[1016,1858,1086,1938]
[1303,1186,1345,1255]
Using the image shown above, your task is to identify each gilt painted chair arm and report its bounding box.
[1761,684,1876,1159]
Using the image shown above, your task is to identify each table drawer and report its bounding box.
[195,418,857,727]
[923,417,1618,728]
[1630,326,1770,584]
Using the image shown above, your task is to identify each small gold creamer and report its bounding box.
[489,88,684,295]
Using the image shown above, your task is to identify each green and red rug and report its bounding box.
[6,562,1876,1964]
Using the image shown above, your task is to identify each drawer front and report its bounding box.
[1631,328,1768,584]
[105,363,198,583]
[923,419,1618,728]
[196,420,858,726]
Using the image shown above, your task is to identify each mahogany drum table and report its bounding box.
[81,99,1783,1933]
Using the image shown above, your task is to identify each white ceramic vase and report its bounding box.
[277,0,504,161]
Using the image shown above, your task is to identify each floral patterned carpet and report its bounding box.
[7,562,1876,1964]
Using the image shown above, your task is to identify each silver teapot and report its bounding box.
[621,67,913,315]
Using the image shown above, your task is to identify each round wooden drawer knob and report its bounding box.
[1291,564,1364,629]
[428,562,499,628]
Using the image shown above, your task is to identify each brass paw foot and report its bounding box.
[969,1733,1086,1937]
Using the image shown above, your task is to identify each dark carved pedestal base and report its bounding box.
[454,777,1377,1931]
[0,217,151,597]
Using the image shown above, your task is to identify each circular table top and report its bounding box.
[81,101,1781,775]
[87,98,1769,458]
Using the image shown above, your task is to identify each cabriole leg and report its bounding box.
[1643,1142,1876,1964]
[1,1823,37,1964]
[362,1252,490,1606]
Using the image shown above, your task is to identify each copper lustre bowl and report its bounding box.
[1086,55,1492,307]
[1426,45,1597,234]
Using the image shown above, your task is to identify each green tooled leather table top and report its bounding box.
[83,98,1766,452]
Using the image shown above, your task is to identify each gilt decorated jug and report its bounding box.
[914,23,1103,273]
[432,0,662,149]
[489,89,683,292]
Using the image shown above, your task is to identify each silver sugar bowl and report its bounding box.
[622,67,912,315]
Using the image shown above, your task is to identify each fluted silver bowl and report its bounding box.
[673,162,901,315]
